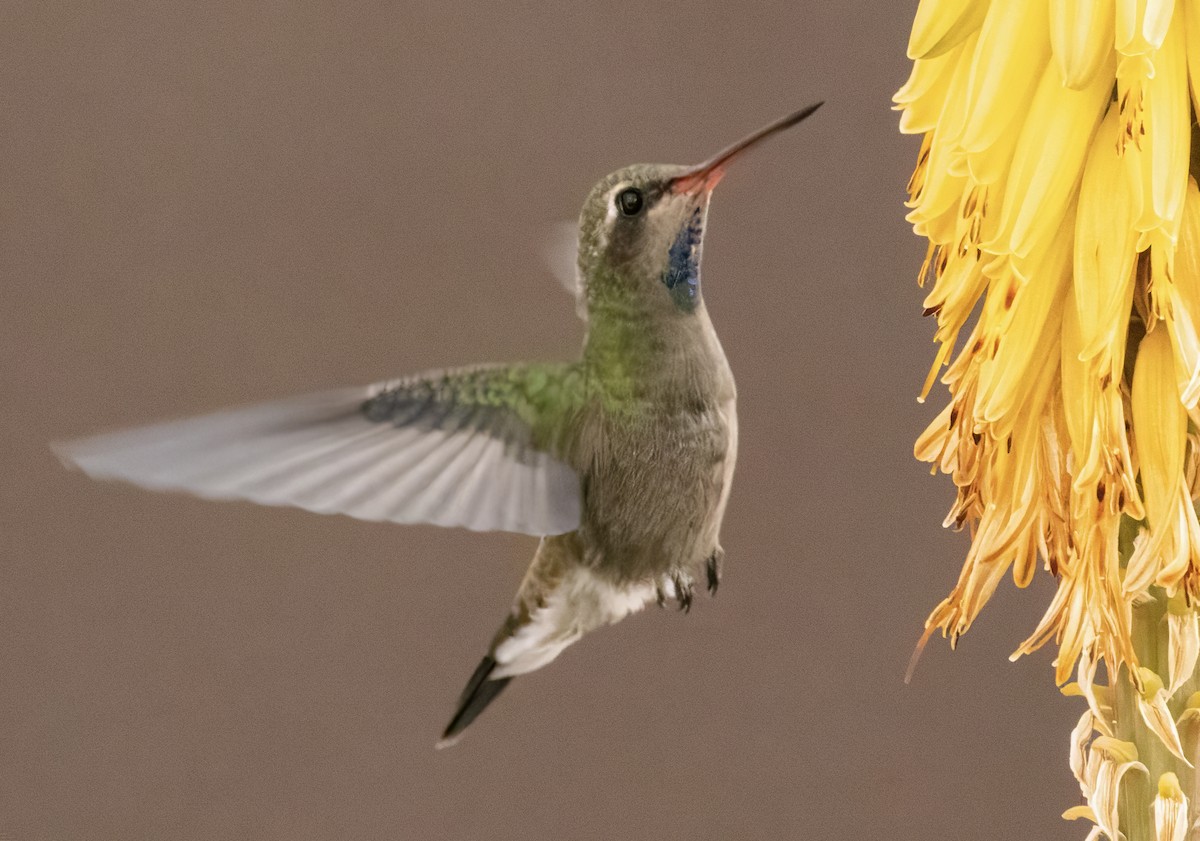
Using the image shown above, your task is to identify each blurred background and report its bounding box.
[1,2,1082,839]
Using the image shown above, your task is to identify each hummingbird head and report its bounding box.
[574,103,822,319]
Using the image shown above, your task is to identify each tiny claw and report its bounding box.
[706,549,723,595]
[672,572,694,613]
[656,584,667,609]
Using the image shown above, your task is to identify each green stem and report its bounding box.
[1115,591,1200,840]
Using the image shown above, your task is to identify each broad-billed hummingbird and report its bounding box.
[56,103,823,746]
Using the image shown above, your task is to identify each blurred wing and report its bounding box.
[55,365,582,536]
[543,220,586,319]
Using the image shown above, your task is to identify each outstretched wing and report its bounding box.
[54,364,584,536]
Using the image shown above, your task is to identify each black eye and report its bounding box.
[617,187,644,217]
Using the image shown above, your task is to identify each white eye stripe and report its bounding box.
[602,184,627,225]
[598,183,631,249]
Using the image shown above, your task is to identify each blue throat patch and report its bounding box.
[662,208,703,312]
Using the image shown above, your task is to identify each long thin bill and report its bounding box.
[671,101,824,194]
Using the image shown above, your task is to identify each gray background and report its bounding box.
[2,3,1081,839]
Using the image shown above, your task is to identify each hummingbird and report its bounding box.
[54,103,822,746]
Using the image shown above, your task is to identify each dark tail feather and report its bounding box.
[436,655,512,748]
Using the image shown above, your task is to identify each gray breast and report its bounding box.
[579,403,732,580]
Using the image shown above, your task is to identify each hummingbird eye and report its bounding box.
[616,187,644,217]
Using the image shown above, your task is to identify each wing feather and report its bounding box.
[55,367,583,536]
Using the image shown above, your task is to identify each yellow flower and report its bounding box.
[898,1,1200,836]
[1154,772,1188,841]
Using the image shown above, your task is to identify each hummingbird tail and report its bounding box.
[436,655,512,749]
[436,538,660,746]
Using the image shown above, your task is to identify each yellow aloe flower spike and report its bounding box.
[898,0,1200,835]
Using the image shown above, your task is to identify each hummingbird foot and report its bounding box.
[706,548,723,595]
[653,572,694,612]
[672,571,694,613]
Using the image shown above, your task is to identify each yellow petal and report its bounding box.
[1136,667,1192,763]
[958,0,1049,155]
[1078,647,1117,733]
[1090,753,1149,840]
[906,34,979,240]
[1167,178,1200,405]
[1062,805,1106,841]
[1181,0,1200,121]
[1063,804,1098,822]
[1131,18,1190,241]
[987,59,1114,261]
[1117,0,1140,52]
[978,233,1072,427]
[1074,109,1140,362]
[1092,735,1141,763]
[1168,286,1200,405]
[1146,0,1180,47]
[1061,281,1144,529]
[925,240,987,335]
[1167,601,1200,695]
[1050,0,1117,88]
[1132,327,1187,536]
[908,0,989,59]
[1118,0,1179,54]
[1154,772,1188,841]
[1059,295,1092,469]
[896,46,966,135]
[1071,709,1097,791]
[962,112,1021,186]
[1154,482,1200,590]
